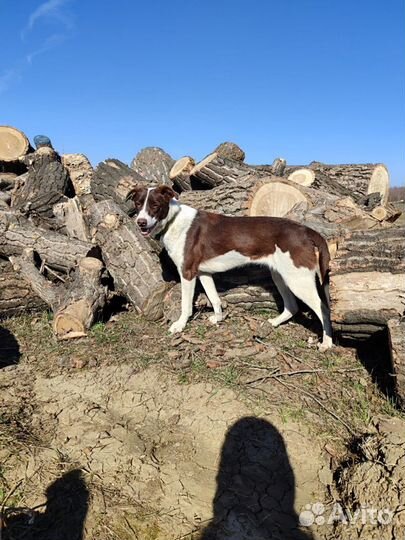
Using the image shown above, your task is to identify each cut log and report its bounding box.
[11,148,71,226]
[130,147,174,184]
[61,154,93,197]
[252,158,286,176]
[285,162,390,204]
[0,209,93,272]
[287,168,316,187]
[388,318,405,408]
[330,228,405,338]
[0,126,30,163]
[370,203,402,223]
[169,156,195,191]
[189,153,254,188]
[0,258,46,317]
[214,142,245,162]
[53,197,90,241]
[92,159,146,214]
[86,199,171,320]
[9,250,106,339]
[164,267,280,323]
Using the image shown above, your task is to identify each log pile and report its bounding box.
[0,126,403,401]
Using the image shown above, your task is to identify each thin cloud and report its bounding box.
[26,33,65,63]
[0,69,21,95]
[22,0,73,40]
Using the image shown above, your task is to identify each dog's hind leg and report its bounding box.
[169,277,196,334]
[283,268,333,351]
[199,273,223,324]
[268,269,298,327]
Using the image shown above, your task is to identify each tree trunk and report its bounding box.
[388,318,405,408]
[190,153,254,188]
[9,250,106,339]
[130,147,174,185]
[11,148,71,227]
[0,258,46,317]
[92,159,146,214]
[0,126,30,163]
[330,228,405,338]
[53,197,90,241]
[0,172,17,191]
[0,209,93,272]
[86,199,171,320]
[214,142,245,162]
[61,154,93,197]
[169,156,195,191]
[285,162,390,204]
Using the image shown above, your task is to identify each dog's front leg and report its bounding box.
[169,277,196,334]
[199,273,223,324]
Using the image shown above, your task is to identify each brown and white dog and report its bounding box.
[128,185,333,350]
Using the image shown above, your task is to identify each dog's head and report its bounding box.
[126,184,177,237]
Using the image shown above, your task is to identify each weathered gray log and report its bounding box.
[0,210,93,272]
[86,199,171,320]
[53,197,90,241]
[92,159,146,214]
[61,154,93,198]
[214,142,245,162]
[11,147,71,226]
[130,147,174,185]
[0,258,46,317]
[0,126,30,163]
[388,318,405,408]
[284,162,390,204]
[330,228,405,338]
[10,250,106,339]
[0,172,17,191]
[252,158,286,176]
[190,153,254,188]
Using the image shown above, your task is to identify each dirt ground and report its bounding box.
[0,305,404,539]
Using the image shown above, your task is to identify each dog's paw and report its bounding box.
[169,319,187,334]
[317,339,333,352]
[208,313,223,325]
[268,317,281,328]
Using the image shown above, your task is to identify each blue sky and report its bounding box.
[1,0,404,186]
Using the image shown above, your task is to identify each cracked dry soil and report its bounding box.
[0,309,404,540]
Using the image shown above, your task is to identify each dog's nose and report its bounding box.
[137,218,147,228]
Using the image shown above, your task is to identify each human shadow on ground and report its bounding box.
[200,417,313,540]
[2,469,89,540]
[0,326,21,368]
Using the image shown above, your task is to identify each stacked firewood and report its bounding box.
[0,126,404,402]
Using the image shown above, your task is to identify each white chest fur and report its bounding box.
[161,203,197,268]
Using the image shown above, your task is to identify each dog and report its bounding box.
[127,184,333,351]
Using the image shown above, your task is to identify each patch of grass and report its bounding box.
[89,322,119,344]
[279,404,306,424]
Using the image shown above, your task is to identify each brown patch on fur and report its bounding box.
[127,185,177,221]
[182,211,330,281]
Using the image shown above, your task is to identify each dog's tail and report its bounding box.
[308,228,331,306]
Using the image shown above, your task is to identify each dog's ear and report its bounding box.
[125,185,143,202]
[156,185,177,202]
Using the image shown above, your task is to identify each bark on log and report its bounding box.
[330,228,405,338]
[0,126,30,163]
[190,153,255,188]
[214,142,245,162]
[0,258,46,317]
[9,250,106,339]
[169,156,195,191]
[92,159,146,214]
[164,267,280,323]
[388,318,405,408]
[86,199,171,320]
[130,147,174,185]
[61,154,93,197]
[285,162,390,204]
[53,197,90,241]
[0,173,17,191]
[252,158,287,177]
[0,210,93,272]
[11,148,71,226]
